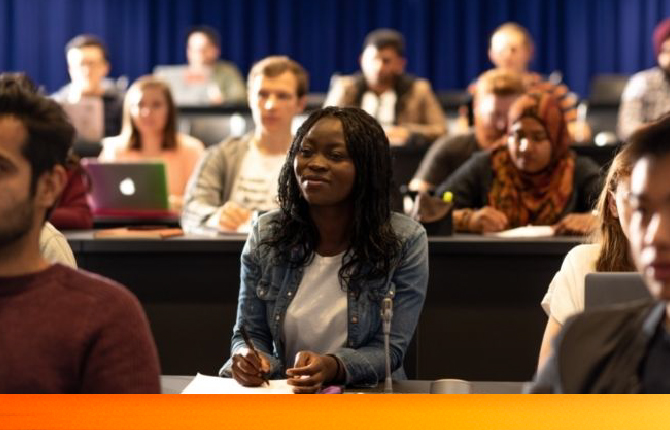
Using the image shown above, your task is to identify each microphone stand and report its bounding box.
[382,297,393,394]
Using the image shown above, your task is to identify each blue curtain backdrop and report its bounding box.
[2,0,670,97]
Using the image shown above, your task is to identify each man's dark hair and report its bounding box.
[627,113,670,162]
[186,25,221,48]
[65,34,109,62]
[363,28,405,57]
[0,74,74,194]
[263,106,403,296]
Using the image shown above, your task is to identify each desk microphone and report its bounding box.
[382,297,393,394]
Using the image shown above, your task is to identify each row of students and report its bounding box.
[5,67,670,393]
[0,73,426,393]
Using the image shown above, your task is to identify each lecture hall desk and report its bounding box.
[66,232,581,382]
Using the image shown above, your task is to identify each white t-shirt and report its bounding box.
[39,222,77,268]
[283,252,348,367]
[228,143,285,212]
[541,243,600,325]
[361,90,397,126]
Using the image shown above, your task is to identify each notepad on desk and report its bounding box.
[182,373,294,394]
[487,225,555,238]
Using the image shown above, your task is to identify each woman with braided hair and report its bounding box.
[220,106,428,393]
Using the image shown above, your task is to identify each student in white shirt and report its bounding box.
[537,144,637,369]
[181,56,308,233]
[222,107,428,393]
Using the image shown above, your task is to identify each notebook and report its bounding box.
[82,159,170,215]
[584,272,651,309]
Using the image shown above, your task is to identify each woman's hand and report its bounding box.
[553,212,597,236]
[470,206,508,233]
[286,351,339,394]
[218,201,252,232]
[231,347,271,387]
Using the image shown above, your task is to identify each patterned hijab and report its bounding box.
[487,92,575,227]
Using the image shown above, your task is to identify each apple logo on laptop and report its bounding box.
[119,177,136,196]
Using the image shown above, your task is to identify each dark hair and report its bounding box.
[363,28,405,57]
[65,34,109,62]
[121,76,178,151]
[262,106,402,295]
[592,144,636,272]
[247,56,309,98]
[627,112,670,162]
[186,25,221,48]
[0,74,74,195]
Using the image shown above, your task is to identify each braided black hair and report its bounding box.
[262,106,402,295]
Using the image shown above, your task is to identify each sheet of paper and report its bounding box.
[488,225,555,238]
[181,373,295,394]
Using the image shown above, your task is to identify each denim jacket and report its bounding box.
[220,210,429,387]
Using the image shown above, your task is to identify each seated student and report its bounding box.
[618,18,670,141]
[530,116,670,393]
[537,145,636,368]
[436,92,601,235]
[410,69,524,192]
[100,76,205,211]
[9,73,93,230]
[154,26,246,106]
[52,34,123,140]
[483,22,590,142]
[40,222,77,267]
[324,28,446,145]
[181,56,307,233]
[49,153,93,230]
[0,76,159,393]
[220,107,428,393]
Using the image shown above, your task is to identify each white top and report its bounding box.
[39,222,77,268]
[283,252,348,367]
[228,143,285,212]
[540,243,600,325]
[361,90,397,126]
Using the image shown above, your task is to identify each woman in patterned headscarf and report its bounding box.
[436,91,602,234]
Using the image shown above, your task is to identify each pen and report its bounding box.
[240,326,270,386]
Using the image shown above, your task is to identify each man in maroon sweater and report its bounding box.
[0,75,161,393]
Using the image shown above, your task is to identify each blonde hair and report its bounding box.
[490,22,535,51]
[476,68,525,97]
[592,145,636,272]
[121,76,178,151]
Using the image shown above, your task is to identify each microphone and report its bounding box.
[382,297,393,393]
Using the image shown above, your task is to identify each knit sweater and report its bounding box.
[0,264,160,393]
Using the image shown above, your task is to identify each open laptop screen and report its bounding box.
[82,160,169,213]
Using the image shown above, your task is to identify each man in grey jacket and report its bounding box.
[181,56,307,233]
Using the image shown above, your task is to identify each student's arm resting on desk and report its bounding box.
[331,223,429,387]
[181,146,230,233]
[219,221,282,379]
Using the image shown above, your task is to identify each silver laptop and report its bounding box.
[82,160,169,213]
[584,272,651,309]
[154,65,217,106]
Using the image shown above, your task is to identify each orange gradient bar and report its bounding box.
[1,395,670,430]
